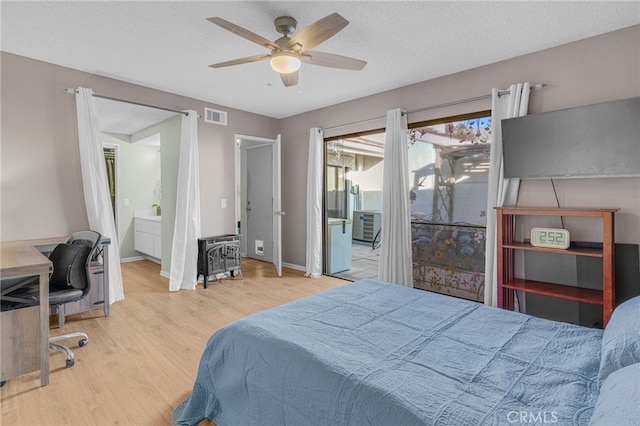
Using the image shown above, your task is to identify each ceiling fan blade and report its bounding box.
[207,17,279,50]
[280,70,299,87]
[288,13,349,51]
[209,54,271,68]
[302,51,366,70]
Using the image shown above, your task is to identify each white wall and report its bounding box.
[101,132,161,259]
[134,115,182,273]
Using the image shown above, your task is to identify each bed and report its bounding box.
[173,279,640,426]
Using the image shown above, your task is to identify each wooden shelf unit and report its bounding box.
[495,206,618,327]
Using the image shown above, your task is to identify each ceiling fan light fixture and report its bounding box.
[270,51,301,74]
[208,13,366,87]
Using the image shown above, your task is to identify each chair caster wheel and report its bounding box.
[79,339,87,347]
[66,359,75,368]
[0,381,6,387]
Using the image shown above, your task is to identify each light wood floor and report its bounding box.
[1,259,347,425]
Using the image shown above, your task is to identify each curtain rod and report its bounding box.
[322,83,546,132]
[66,88,190,116]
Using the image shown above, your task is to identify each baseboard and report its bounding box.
[159,270,170,279]
[145,256,161,265]
[121,255,161,265]
[282,262,305,272]
[121,256,145,263]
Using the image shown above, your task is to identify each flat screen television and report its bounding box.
[502,97,639,179]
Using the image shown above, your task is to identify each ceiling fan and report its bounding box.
[207,13,367,87]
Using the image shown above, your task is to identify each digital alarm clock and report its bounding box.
[530,227,570,249]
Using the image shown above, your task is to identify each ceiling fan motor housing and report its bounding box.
[274,16,297,36]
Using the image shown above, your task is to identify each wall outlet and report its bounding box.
[221,198,227,209]
[123,198,130,207]
[255,240,264,255]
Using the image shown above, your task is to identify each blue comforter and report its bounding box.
[173,279,602,425]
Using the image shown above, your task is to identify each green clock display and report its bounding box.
[530,227,570,249]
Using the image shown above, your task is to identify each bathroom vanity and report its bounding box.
[134,213,161,260]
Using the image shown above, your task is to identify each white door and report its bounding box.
[235,134,283,276]
[272,135,282,276]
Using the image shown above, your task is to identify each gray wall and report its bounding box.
[1,25,639,280]
[278,25,640,268]
[1,52,278,247]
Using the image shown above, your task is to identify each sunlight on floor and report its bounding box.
[332,242,379,281]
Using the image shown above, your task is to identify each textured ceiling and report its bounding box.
[2,1,639,119]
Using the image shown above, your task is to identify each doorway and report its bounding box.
[103,145,118,227]
[324,134,385,281]
[245,143,273,261]
[95,98,179,275]
[235,134,283,276]
[323,114,492,303]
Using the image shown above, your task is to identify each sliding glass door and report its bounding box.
[408,115,491,302]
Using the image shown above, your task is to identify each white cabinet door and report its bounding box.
[135,230,154,256]
[134,218,162,259]
[153,235,162,259]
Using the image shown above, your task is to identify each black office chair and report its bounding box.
[4,230,101,368]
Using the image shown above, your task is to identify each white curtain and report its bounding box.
[75,87,124,303]
[169,111,201,291]
[484,83,531,306]
[305,128,324,278]
[378,109,413,287]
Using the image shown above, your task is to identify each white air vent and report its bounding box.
[204,107,227,126]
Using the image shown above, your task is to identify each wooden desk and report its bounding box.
[0,245,52,386]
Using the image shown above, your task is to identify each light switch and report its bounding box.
[221,198,227,209]
[123,198,130,207]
